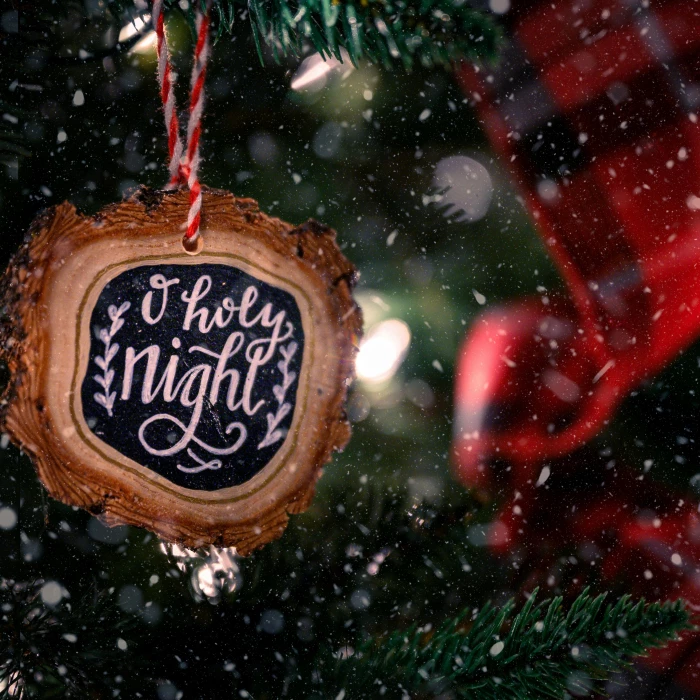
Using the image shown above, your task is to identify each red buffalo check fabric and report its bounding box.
[454,0,700,480]
[453,0,700,694]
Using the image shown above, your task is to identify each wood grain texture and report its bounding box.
[0,187,362,554]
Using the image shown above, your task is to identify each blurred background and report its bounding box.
[1,1,699,697]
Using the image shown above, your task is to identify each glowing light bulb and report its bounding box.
[290,51,354,92]
[356,319,411,384]
[118,14,157,55]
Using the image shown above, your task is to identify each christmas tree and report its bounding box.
[2,0,700,697]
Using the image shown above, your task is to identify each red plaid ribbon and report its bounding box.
[454,0,700,482]
[453,0,700,693]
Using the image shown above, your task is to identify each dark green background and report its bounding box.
[1,3,698,697]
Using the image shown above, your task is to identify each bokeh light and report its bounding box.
[432,155,494,222]
[355,319,411,385]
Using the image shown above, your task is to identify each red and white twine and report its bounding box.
[152,0,212,246]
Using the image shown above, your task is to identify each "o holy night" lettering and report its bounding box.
[81,263,305,491]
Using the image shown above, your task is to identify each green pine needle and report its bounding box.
[116,0,502,69]
[0,579,146,699]
[317,588,694,699]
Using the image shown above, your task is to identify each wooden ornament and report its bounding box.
[0,187,362,554]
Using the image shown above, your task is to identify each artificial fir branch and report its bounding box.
[0,578,146,699]
[112,0,502,69]
[167,483,693,698]
[0,481,694,697]
[316,589,694,699]
[247,0,501,69]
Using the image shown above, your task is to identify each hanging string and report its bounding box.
[152,0,182,186]
[152,0,212,247]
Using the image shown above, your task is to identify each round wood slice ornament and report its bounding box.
[0,187,362,554]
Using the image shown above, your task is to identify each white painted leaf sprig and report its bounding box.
[93,301,131,417]
[259,341,298,449]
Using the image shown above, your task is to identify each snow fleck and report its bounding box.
[118,584,144,613]
[543,370,580,402]
[40,581,64,606]
[433,156,493,222]
[157,682,182,699]
[671,553,682,566]
[291,173,302,184]
[386,229,399,246]
[592,360,615,384]
[72,89,85,106]
[351,589,371,610]
[418,108,431,122]
[536,466,551,486]
[117,638,128,650]
[62,633,77,643]
[489,0,510,13]
[260,609,284,633]
[335,691,346,700]
[537,179,559,202]
[490,641,505,656]
[678,147,688,161]
[313,122,343,159]
[40,185,52,197]
[644,570,653,580]
[686,194,700,211]
[0,507,17,530]
[472,289,486,305]
[57,129,67,143]
[432,359,443,372]
[369,295,390,311]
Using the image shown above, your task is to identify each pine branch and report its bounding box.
[317,588,694,699]
[0,578,148,698]
[114,0,502,69]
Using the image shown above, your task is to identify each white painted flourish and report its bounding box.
[258,341,298,449]
[93,301,131,417]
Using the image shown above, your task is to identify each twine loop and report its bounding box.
[152,0,212,246]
